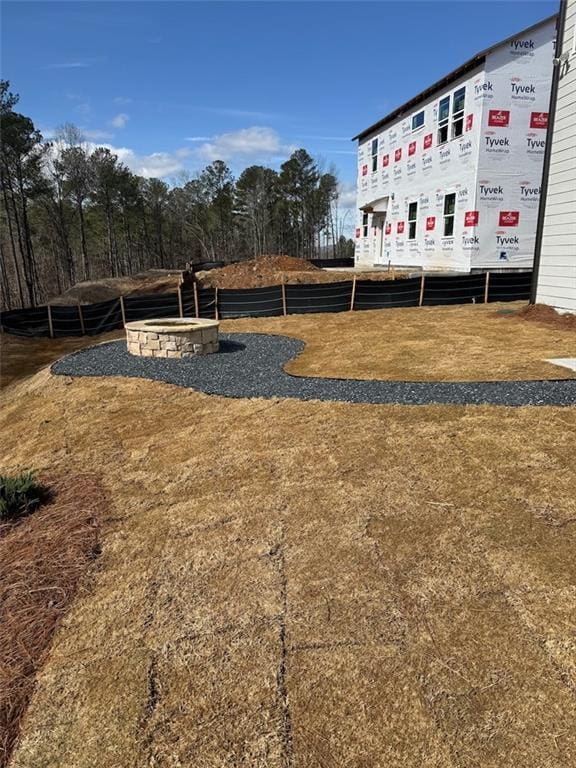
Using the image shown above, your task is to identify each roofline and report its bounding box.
[352,13,558,142]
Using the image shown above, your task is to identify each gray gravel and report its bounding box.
[51,333,576,407]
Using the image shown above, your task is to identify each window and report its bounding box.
[408,202,418,240]
[412,110,425,131]
[437,87,466,143]
[362,212,369,238]
[443,193,456,237]
[438,96,450,144]
[371,138,378,172]
[451,87,465,139]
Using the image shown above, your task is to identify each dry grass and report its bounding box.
[1,308,575,767]
[221,302,576,381]
[0,330,123,389]
[48,271,183,305]
[0,474,106,767]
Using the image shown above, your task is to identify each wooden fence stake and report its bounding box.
[77,302,85,335]
[47,304,54,339]
[119,295,126,326]
[419,274,426,307]
[350,276,357,311]
[177,285,184,317]
[484,271,490,303]
[281,279,287,316]
[215,287,219,320]
[193,281,199,317]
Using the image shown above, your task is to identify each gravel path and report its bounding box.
[51,333,576,407]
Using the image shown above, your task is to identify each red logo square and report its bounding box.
[408,141,416,156]
[464,211,479,226]
[395,148,402,162]
[385,223,391,235]
[465,114,473,132]
[423,133,433,150]
[361,164,368,176]
[382,154,389,167]
[530,112,548,129]
[426,216,436,231]
[397,221,405,234]
[498,211,519,227]
[488,110,510,127]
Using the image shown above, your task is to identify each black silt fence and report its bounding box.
[310,258,355,269]
[422,274,486,306]
[50,305,84,337]
[285,281,353,314]
[197,287,217,319]
[80,299,124,335]
[122,293,180,322]
[487,271,532,302]
[194,261,225,272]
[218,286,284,319]
[354,278,421,310]
[0,306,50,337]
[0,271,536,338]
[180,286,196,316]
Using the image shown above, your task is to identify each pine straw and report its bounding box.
[0,474,107,767]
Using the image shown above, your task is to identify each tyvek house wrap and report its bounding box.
[354,17,556,271]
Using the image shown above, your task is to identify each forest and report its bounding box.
[0,80,353,310]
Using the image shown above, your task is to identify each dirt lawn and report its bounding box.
[1,305,575,767]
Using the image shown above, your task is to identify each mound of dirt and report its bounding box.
[516,303,576,331]
[48,271,184,306]
[197,255,318,290]
[196,255,408,289]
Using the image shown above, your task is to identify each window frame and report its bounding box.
[371,138,379,173]
[437,96,450,145]
[407,201,418,240]
[411,110,425,132]
[442,193,456,237]
[362,212,369,238]
[451,86,466,139]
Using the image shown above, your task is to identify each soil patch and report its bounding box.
[516,303,576,331]
[195,254,407,289]
[48,271,184,306]
[0,474,107,767]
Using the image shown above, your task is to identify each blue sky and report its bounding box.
[3,0,558,205]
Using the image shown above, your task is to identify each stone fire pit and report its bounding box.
[125,317,219,358]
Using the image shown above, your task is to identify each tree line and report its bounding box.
[0,80,353,310]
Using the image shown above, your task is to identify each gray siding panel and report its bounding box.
[536,0,576,312]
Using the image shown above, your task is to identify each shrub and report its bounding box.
[0,470,45,522]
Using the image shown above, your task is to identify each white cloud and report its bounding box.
[184,136,212,142]
[114,96,132,105]
[195,127,296,163]
[44,61,91,70]
[83,129,114,141]
[199,107,279,120]
[110,112,129,129]
[90,144,191,178]
[338,181,357,211]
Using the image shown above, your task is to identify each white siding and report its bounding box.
[536,0,576,312]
